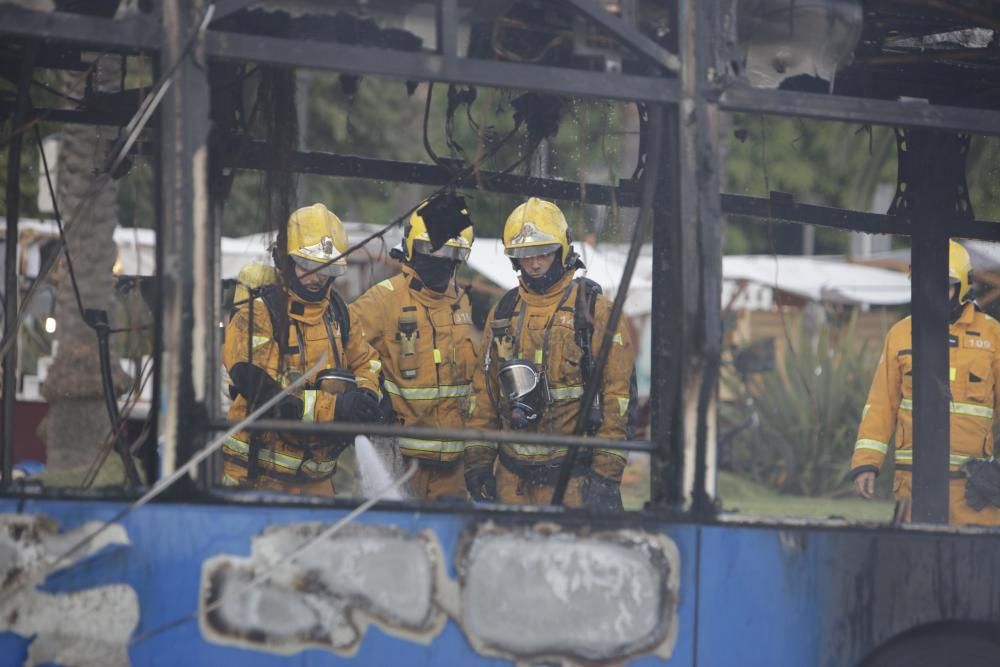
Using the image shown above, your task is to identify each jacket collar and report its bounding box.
[286,286,330,325]
[955,301,978,327]
[402,266,461,306]
[518,269,576,307]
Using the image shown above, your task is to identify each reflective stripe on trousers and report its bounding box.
[223,436,337,476]
[397,437,466,454]
[895,449,973,469]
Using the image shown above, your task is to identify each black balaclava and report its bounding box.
[520,251,566,293]
[283,257,332,302]
[950,284,967,323]
[411,254,458,293]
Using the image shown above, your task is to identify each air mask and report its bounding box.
[498,360,551,429]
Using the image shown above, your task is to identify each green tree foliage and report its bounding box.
[723,114,1000,256]
[298,74,636,241]
[723,114,898,255]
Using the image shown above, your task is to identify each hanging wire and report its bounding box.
[0,351,330,605]
[286,113,529,289]
[30,78,85,107]
[104,3,216,176]
[759,115,818,413]
[422,82,453,173]
[81,355,154,489]
[35,125,87,320]
[0,54,108,151]
[0,2,216,365]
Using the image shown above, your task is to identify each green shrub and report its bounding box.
[720,311,881,497]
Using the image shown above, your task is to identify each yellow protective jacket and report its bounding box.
[350,267,478,463]
[222,283,382,485]
[465,270,634,482]
[851,303,1000,482]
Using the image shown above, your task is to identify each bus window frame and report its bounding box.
[3,1,1000,527]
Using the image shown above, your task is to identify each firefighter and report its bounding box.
[463,197,635,509]
[851,240,1000,525]
[221,203,384,496]
[221,261,279,409]
[350,202,477,500]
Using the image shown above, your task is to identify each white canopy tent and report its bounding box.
[465,238,655,317]
[7,219,390,280]
[722,255,912,307]
[867,239,1000,273]
[468,239,914,315]
[7,220,913,311]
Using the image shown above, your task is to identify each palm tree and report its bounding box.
[40,52,130,477]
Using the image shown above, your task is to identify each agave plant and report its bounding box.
[721,310,880,497]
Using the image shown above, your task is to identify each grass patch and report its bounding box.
[718,471,893,521]
[621,458,893,522]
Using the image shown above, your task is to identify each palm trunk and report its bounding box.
[40,55,128,475]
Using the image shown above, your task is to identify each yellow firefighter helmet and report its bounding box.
[286,203,349,277]
[233,261,278,304]
[950,239,974,303]
[402,202,474,262]
[503,197,572,264]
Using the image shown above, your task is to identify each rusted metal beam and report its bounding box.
[211,0,258,22]
[902,129,960,525]
[204,30,680,104]
[1,43,36,487]
[719,84,1000,138]
[225,140,640,207]
[158,0,212,481]
[0,5,160,52]
[668,0,722,515]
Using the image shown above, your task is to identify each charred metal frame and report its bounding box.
[2,0,1000,525]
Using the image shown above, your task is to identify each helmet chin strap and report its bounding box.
[283,258,331,302]
[520,254,566,293]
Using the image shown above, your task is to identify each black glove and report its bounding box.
[583,471,624,512]
[963,458,1000,511]
[334,389,382,423]
[271,395,304,420]
[379,391,397,424]
[465,466,497,502]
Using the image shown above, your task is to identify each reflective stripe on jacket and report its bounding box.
[222,282,382,484]
[465,270,635,482]
[349,268,477,463]
[851,303,1000,477]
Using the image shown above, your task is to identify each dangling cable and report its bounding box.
[0,351,328,604]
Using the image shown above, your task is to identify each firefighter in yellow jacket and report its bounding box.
[350,203,477,500]
[851,240,1000,525]
[464,198,635,509]
[222,203,384,496]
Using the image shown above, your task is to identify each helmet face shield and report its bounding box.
[498,360,551,429]
[412,238,471,262]
[505,219,562,260]
[948,240,974,303]
[291,254,346,278]
[506,243,561,259]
